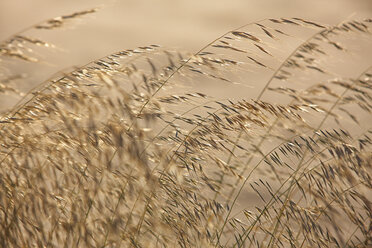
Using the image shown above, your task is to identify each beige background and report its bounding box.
[1,0,371,125]
[1,0,372,68]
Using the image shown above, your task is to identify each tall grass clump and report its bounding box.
[0,8,371,247]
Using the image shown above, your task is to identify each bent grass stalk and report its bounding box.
[230,66,371,247]
[215,22,370,246]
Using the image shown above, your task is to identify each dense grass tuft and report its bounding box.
[0,9,371,247]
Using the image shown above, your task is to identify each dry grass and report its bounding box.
[0,8,371,248]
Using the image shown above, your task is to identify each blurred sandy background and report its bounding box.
[1,0,371,69]
[1,0,371,130]
[1,0,371,118]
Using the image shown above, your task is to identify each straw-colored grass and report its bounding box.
[0,8,371,247]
